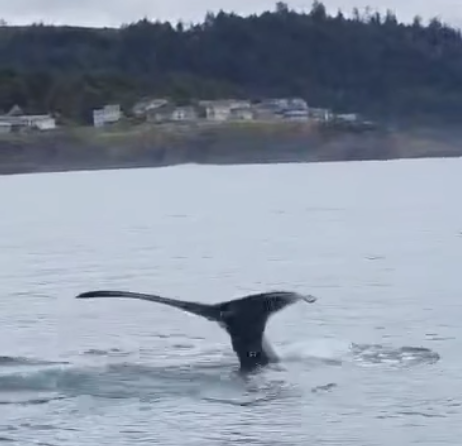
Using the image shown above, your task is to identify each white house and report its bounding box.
[144,103,198,122]
[0,114,56,131]
[261,98,308,111]
[308,108,333,122]
[0,121,12,134]
[93,104,122,127]
[229,107,254,121]
[282,109,309,121]
[171,106,199,121]
[252,102,282,120]
[336,113,359,122]
[199,100,251,121]
[132,98,169,117]
[288,98,308,110]
[26,115,56,130]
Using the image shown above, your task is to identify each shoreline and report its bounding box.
[0,121,461,177]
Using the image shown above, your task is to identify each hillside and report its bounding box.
[1,1,462,124]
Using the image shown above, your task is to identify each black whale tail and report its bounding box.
[76,290,221,321]
[76,289,316,322]
[76,289,317,372]
[212,290,317,371]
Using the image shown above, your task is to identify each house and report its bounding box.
[132,98,169,117]
[260,98,308,112]
[25,115,56,130]
[252,102,282,120]
[0,122,12,134]
[146,103,176,122]
[198,100,251,121]
[92,109,107,128]
[144,103,199,123]
[7,104,23,116]
[287,98,308,110]
[0,114,56,131]
[251,97,309,120]
[229,107,254,121]
[308,108,333,122]
[171,106,199,121]
[282,109,309,121]
[93,104,122,127]
[336,113,359,122]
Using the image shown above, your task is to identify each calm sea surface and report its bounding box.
[0,158,461,445]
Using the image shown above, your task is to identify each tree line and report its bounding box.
[0,1,461,124]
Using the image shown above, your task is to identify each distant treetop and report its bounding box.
[0,1,461,124]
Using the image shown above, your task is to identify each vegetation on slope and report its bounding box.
[0,1,461,124]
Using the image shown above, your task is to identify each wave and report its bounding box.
[278,339,440,368]
[0,340,440,406]
[0,359,242,401]
[350,343,441,367]
[0,356,69,367]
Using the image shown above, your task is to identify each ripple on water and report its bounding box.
[0,337,441,408]
[351,343,441,367]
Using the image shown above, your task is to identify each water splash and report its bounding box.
[279,339,440,368]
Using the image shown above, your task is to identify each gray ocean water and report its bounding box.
[0,158,461,445]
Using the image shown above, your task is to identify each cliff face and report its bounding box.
[0,122,460,176]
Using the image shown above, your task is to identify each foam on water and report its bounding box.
[0,337,440,406]
[280,339,440,368]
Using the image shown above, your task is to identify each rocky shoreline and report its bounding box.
[0,121,461,176]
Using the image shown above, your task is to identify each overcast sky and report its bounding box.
[0,0,460,28]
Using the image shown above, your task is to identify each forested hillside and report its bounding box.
[1,1,461,124]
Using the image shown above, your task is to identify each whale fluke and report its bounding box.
[75,289,317,372]
[76,290,220,320]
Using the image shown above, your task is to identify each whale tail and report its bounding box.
[76,290,221,321]
[76,289,317,372]
[213,291,316,371]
